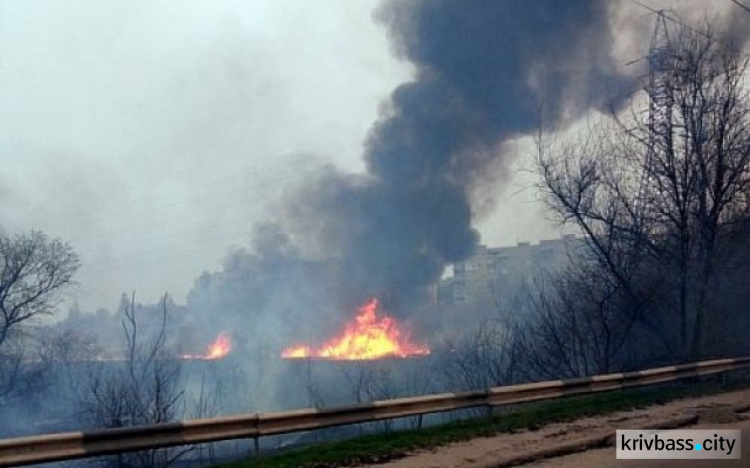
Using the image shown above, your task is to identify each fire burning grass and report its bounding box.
[180,332,232,360]
[281,298,429,361]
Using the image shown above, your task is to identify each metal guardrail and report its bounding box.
[1,356,749,467]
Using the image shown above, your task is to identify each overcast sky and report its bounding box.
[0,0,734,312]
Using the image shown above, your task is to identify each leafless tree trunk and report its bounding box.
[337,360,374,404]
[299,358,326,409]
[537,18,750,362]
[517,263,670,380]
[186,374,221,465]
[0,231,79,401]
[435,317,519,392]
[80,293,190,468]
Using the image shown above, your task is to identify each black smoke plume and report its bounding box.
[191,1,636,333]
[283,0,631,314]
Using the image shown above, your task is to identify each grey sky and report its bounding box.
[0,0,735,311]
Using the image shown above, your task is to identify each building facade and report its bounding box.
[437,234,581,306]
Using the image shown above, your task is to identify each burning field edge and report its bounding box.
[212,376,750,468]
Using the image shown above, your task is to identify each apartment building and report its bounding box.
[437,234,581,306]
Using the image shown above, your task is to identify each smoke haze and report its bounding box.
[4,0,750,455]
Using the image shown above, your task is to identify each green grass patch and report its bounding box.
[214,378,749,468]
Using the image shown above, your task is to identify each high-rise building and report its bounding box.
[437,234,581,306]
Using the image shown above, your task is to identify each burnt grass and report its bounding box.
[213,377,750,468]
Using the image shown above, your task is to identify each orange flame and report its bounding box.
[180,332,232,360]
[281,298,429,360]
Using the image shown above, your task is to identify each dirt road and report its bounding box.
[361,389,750,468]
[526,419,750,468]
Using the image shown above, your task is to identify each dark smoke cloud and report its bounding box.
[190,0,637,330]
[281,0,632,313]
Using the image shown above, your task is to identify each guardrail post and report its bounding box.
[251,412,261,457]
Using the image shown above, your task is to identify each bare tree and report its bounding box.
[0,231,79,349]
[0,230,79,403]
[537,19,750,361]
[185,374,222,465]
[337,360,374,405]
[361,358,434,430]
[435,317,519,392]
[35,326,104,419]
[298,358,326,409]
[317,360,375,436]
[80,293,189,468]
[517,262,671,380]
[0,333,47,404]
